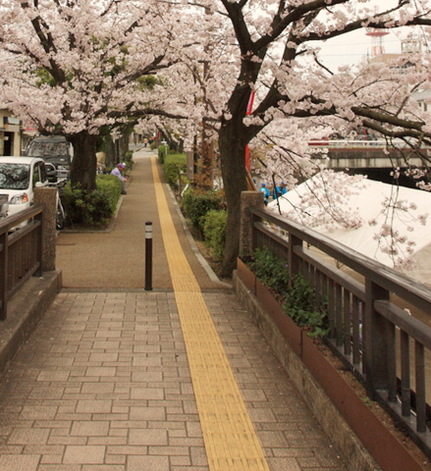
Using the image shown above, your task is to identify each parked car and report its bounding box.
[0,156,48,220]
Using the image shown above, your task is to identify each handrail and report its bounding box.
[374,300,431,351]
[0,205,43,235]
[0,205,44,320]
[251,206,431,310]
[308,139,431,149]
[248,204,431,457]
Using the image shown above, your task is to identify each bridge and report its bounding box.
[309,140,428,169]
[0,147,430,471]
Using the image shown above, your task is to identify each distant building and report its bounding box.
[0,110,22,156]
[368,34,422,70]
[411,89,431,113]
[0,109,38,156]
[367,33,429,111]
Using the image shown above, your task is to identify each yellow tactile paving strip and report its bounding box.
[151,157,270,471]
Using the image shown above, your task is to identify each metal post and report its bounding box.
[364,280,390,398]
[145,221,153,291]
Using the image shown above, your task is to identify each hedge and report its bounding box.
[203,209,228,261]
[61,175,121,227]
[163,153,187,189]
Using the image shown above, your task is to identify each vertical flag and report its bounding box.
[245,91,255,171]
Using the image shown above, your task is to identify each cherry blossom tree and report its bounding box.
[1,0,431,278]
[0,0,191,190]
[180,0,431,277]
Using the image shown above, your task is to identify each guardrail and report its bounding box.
[309,139,385,147]
[308,139,431,149]
[248,205,431,457]
[0,206,44,320]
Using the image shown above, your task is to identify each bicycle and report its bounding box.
[47,178,67,230]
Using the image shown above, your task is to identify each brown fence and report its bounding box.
[0,206,44,320]
[247,204,431,458]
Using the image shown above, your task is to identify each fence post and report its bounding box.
[0,231,8,320]
[34,187,57,272]
[239,191,263,257]
[288,233,303,284]
[363,279,390,398]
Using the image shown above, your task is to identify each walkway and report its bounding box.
[0,148,348,470]
[55,148,219,290]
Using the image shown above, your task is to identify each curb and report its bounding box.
[0,270,62,380]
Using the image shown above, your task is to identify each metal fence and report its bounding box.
[249,205,431,457]
[308,139,430,148]
[0,206,44,320]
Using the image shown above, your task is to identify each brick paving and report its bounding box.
[0,148,349,470]
[0,290,347,470]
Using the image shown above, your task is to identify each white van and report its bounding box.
[0,156,48,219]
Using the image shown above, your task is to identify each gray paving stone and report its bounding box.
[127,455,170,470]
[0,455,40,470]
[63,445,106,463]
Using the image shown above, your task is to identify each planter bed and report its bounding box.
[234,257,429,471]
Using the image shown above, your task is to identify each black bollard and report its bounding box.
[145,221,153,291]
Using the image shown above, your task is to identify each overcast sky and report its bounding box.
[318,28,406,69]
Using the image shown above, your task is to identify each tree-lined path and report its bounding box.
[56,147,222,291]
[0,148,348,470]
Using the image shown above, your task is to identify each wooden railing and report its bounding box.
[0,206,44,320]
[249,205,431,457]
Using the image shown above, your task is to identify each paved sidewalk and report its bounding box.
[0,148,349,470]
[56,148,223,291]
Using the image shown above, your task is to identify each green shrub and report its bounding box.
[61,175,121,227]
[182,189,224,234]
[203,210,228,261]
[163,153,187,189]
[158,145,169,164]
[282,275,329,338]
[95,175,122,212]
[249,246,289,296]
[248,246,329,337]
[124,151,133,169]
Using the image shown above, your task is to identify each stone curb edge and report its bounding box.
[0,270,62,380]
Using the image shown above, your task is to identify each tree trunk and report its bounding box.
[218,119,248,278]
[104,138,117,168]
[118,133,129,161]
[69,131,98,191]
[197,120,214,190]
